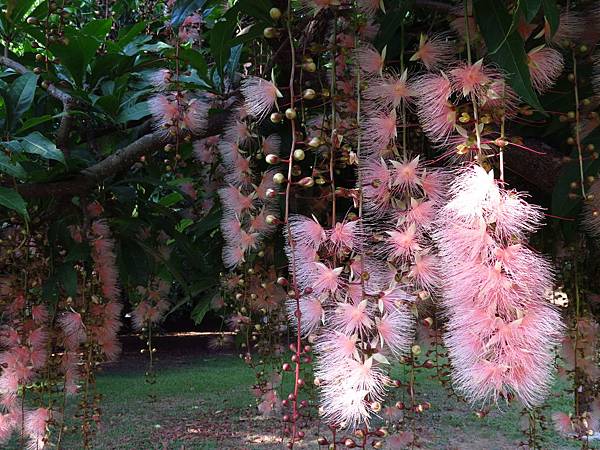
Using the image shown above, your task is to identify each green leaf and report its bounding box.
[191,299,211,325]
[50,19,112,85]
[171,0,208,28]
[7,0,37,23]
[473,0,543,111]
[5,72,38,132]
[541,0,559,36]
[15,114,56,135]
[0,186,28,219]
[56,263,77,297]
[178,48,208,79]
[158,191,184,207]
[0,152,26,178]
[117,101,150,123]
[19,131,65,163]
[114,22,148,50]
[523,0,542,21]
[209,19,236,80]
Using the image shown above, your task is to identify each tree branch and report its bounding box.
[15,109,230,199]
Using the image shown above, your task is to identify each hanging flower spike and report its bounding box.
[435,166,563,408]
[363,70,414,110]
[410,33,455,70]
[58,312,86,350]
[240,76,283,121]
[355,44,385,77]
[583,179,600,237]
[527,46,564,93]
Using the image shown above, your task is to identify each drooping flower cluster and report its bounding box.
[434,165,563,407]
[131,279,171,330]
[148,91,210,138]
[284,213,416,429]
[583,179,600,238]
[217,82,283,268]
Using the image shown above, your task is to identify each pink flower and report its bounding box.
[385,224,420,260]
[357,0,381,17]
[149,69,172,91]
[363,70,414,109]
[449,60,495,99]
[218,186,254,216]
[414,73,455,145]
[545,11,584,45]
[410,33,455,70]
[222,245,245,268]
[287,296,323,337]
[409,252,440,292]
[361,108,397,155]
[59,312,86,350]
[390,156,421,193]
[240,77,282,121]
[527,46,564,93]
[376,308,413,355]
[355,44,385,76]
[386,431,414,449]
[31,305,48,324]
[328,220,359,252]
[361,157,392,216]
[288,214,327,249]
[261,134,281,155]
[223,119,252,145]
[552,412,573,435]
[24,408,52,450]
[193,139,214,164]
[310,262,344,295]
[333,299,373,335]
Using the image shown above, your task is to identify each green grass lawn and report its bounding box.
[5,354,596,449]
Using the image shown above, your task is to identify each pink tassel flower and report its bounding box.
[410,33,455,70]
[435,165,563,408]
[240,77,282,121]
[355,44,385,76]
[527,46,564,93]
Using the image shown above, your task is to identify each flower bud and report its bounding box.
[273,173,286,184]
[265,214,277,225]
[293,149,305,161]
[269,7,282,19]
[285,108,297,120]
[266,154,279,164]
[263,27,277,38]
[270,112,283,123]
[302,88,316,100]
[298,177,315,188]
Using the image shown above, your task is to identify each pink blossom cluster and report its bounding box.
[131,279,171,330]
[434,165,563,408]
[283,212,416,428]
[0,300,53,448]
[217,85,284,268]
[148,91,209,137]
